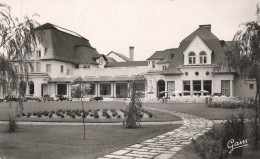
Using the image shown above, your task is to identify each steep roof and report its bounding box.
[106,57,117,63]
[147,48,177,64]
[105,61,148,67]
[162,26,227,75]
[106,51,130,62]
[36,23,100,64]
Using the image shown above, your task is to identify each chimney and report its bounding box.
[129,46,134,61]
[199,24,211,32]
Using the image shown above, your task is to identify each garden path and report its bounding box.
[98,107,214,159]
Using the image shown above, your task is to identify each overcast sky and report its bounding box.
[2,0,259,60]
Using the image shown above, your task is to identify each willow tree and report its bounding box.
[0,3,39,131]
[229,4,260,149]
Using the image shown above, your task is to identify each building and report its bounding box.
[0,23,256,101]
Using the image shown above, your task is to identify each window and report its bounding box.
[36,50,41,58]
[188,52,196,64]
[100,84,111,95]
[200,51,207,64]
[249,84,254,90]
[193,81,201,91]
[152,61,155,68]
[44,48,47,56]
[57,84,67,95]
[167,81,175,94]
[183,81,191,91]
[221,80,230,96]
[162,66,167,70]
[61,65,64,73]
[88,84,95,95]
[203,80,212,95]
[116,86,120,95]
[46,64,51,73]
[29,82,34,95]
[36,62,41,72]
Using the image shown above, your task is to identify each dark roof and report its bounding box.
[36,23,101,64]
[105,61,148,67]
[162,26,227,75]
[106,57,117,63]
[147,48,177,64]
[106,51,130,61]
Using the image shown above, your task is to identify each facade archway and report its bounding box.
[157,80,165,98]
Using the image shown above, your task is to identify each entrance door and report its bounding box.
[157,80,165,98]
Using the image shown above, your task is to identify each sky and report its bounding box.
[2,0,259,60]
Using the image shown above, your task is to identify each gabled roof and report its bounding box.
[162,26,227,75]
[105,61,148,67]
[106,57,117,63]
[36,23,101,64]
[106,51,130,62]
[147,48,177,64]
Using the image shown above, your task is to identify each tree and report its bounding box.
[71,77,91,139]
[0,3,39,131]
[228,4,260,149]
[124,73,150,128]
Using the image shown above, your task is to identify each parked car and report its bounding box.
[56,95,72,101]
[90,96,103,101]
[4,95,27,102]
[24,94,41,102]
[41,94,54,101]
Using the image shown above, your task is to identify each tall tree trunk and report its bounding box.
[81,97,86,139]
[255,73,259,149]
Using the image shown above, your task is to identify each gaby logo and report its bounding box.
[227,139,248,154]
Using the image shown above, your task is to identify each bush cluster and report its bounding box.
[192,114,246,159]
[207,98,255,109]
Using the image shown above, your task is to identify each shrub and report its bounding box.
[49,114,53,118]
[71,114,76,118]
[27,113,31,118]
[38,114,42,117]
[61,114,64,118]
[192,126,228,159]
[94,114,99,118]
[22,112,26,116]
[117,115,121,118]
[8,115,17,132]
[106,114,111,118]
[83,114,86,118]
[222,114,246,157]
[33,112,37,116]
[192,114,246,159]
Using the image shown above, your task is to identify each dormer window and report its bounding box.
[152,61,155,68]
[36,50,41,58]
[188,52,196,64]
[200,51,207,64]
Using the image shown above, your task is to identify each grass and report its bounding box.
[0,101,181,122]
[144,103,254,120]
[0,124,181,159]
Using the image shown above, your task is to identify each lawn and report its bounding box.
[143,103,254,120]
[0,124,181,159]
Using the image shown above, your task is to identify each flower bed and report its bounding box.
[18,109,154,120]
